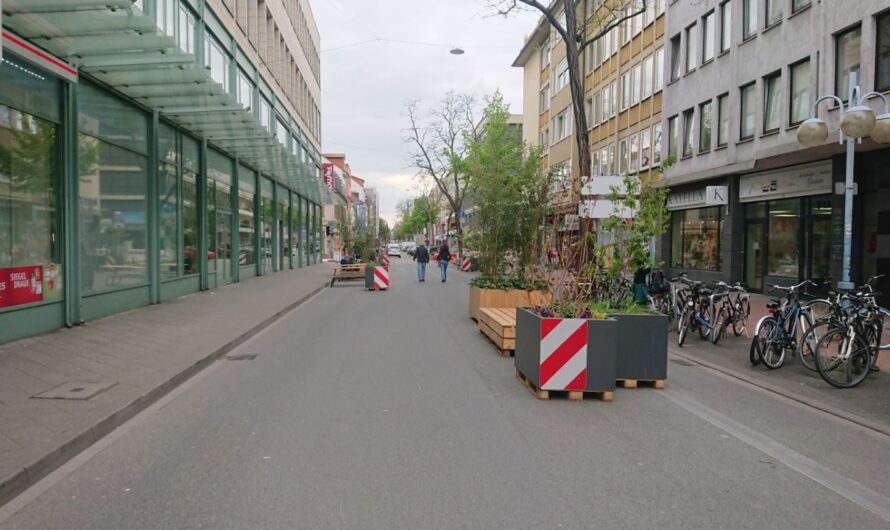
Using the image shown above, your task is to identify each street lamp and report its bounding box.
[797,79,890,289]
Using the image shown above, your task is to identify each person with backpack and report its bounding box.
[437,242,451,283]
[413,240,430,282]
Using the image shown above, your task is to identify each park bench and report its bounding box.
[477,307,516,356]
[331,264,365,286]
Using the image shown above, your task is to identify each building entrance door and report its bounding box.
[745,221,765,292]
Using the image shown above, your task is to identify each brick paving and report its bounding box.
[0,264,333,505]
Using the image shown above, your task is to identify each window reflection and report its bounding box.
[671,206,723,271]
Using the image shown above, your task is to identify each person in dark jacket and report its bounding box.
[413,241,430,282]
[437,242,451,283]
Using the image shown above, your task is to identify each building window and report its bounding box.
[610,79,618,115]
[593,92,603,126]
[555,109,572,141]
[671,207,724,271]
[836,26,861,99]
[683,108,695,157]
[763,72,782,132]
[622,6,633,44]
[178,5,196,54]
[238,166,257,268]
[258,97,271,131]
[740,82,756,139]
[602,27,612,58]
[743,0,757,39]
[598,147,609,176]
[541,41,550,70]
[540,84,551,113]
[702,11,715,63]
[642,54,654,99]
[540,129,550,154]
[237,70,253,110]
[555,59,570,92]
[876,13,890,92]
[766,0,782,27]
[790,59,811,125]
[641,128,651,168]
[670,34,682,81]
[632,63,642,104]
[621,71,631,110]
[585,97,593,128]
[182,136,199,275]
[630,133,640,173]
[601,85,610,122]
[717,93,730,146]
[158,124,179,280]
[204,33,229,91]
[619,138,628,174]
[792,0,811,13]
[668,115,679,158]
[655,47,665,92]
[720,1,731,53]
[585,43,596,74]
[700,101,712,152]
[686,23,697,72]
[652,123,663,164]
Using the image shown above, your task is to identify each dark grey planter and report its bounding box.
[515,307,617,393]
[364,265,375,290]
[609,313,668,381]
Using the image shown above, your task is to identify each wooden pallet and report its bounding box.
[516,369,614,402]
[478,307,516,355]
[617,379,665,389]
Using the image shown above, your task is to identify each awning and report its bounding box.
[1,0,321,202]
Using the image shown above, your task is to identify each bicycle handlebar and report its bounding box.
[768,279,816,293]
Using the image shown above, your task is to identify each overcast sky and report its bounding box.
[311,0,540,226]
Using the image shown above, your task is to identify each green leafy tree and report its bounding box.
[378,218,391,244]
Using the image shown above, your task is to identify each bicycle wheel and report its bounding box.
[876,307,890,351]
[678,308,690,347]
[750,317,776,366]
[733,297,750,337]
[711,306,727,345]
[756,317,784,368]
[698,304,711,340]
[805,299,832,323]
[815,329,871,388]
[799,319,833,372]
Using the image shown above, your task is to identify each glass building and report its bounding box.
[0,0,324,344]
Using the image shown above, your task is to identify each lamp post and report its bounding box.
[797,77,890,290]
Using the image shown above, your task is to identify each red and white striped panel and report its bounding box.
[373,266,390,290]
[461,257,472,271]
[539,318,587,391]
[380,255,390,266]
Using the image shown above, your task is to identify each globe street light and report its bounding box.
[797,80,890,289]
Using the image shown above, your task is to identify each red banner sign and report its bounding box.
[323,163,334,190]
[0,265,44,308]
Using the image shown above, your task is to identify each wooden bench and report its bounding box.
[331,264,365,286]
[478,307,516,356]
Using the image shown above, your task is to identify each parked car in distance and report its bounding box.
[387,244,401,257]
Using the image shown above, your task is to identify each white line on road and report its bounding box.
[662,389,890,523]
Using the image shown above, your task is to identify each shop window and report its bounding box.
[277,187,289,270]
[78,135,148,294]
[671,207,723,271]
[79,81,147,155]
[0,104,62,307]
[261,178,275,273]
[207,149,233,284]
[158,124,179,280]
[767,199,800,277]
[836,25,861,99]
[238,166,257,268]
[182,136,200,275]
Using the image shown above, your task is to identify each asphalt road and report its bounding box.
[2,260,889,529]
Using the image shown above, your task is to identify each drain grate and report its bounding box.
[32,381,117,400]
[669,358,696,367]
[225,353,259,361]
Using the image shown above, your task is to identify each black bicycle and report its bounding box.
[749,280,818,369]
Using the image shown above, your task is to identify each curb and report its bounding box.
[669,350,890,438]
[0,282,329,508]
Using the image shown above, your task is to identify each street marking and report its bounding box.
[663,389,890,523]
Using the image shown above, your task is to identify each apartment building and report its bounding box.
[514,0,666,248]
[661,0,890,295]
[0,0,324,344]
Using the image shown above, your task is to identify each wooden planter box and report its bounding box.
[515,308,617,398]
[610,313,668,385]
[468,285,551,321]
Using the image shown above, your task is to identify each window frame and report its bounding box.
[835,25,862,101]
[743,0,757,40]
[655,47,665,92]
[682,108,695,157]
[740,81,757,140]
[699,100,713,152]
[763,71,782,133]
[702,10,716,64]
[716,93,730,147]
[719,1,731,53]
[685,22,698,72]
[789,58,811,126]
[876,13,890,92]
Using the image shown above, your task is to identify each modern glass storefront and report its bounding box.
[0,54,322,344]
[670,206,724,272]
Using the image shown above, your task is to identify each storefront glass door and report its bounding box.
[745,222,765,292]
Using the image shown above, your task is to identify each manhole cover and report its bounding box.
[32,381,117,400]
[225,353,259,361]
[669,358,696,367]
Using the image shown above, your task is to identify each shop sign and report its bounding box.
[322,163,334,190]
[0,265,44,308]
[579,199,636,219]
[668,184,727,211]
[739,163,832,203]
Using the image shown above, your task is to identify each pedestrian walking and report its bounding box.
[414,240,430,282]
[437,242,450,283]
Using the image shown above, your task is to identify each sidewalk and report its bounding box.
[0,265,332,506]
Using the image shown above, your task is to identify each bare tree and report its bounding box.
[405,92,478,257]
[490,0,647,208]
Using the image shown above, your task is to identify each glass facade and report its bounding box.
[261,178,274,274]
[278,186,289,270]
[207,149,233,286]
[182,136,200,276]
[671,207,723,271]
[158,124,179,280]
[238,165,257,269]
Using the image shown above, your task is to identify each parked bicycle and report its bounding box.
[813,289,883,388]
[713,281,751,338]
[676,277,726,346]
[749,280,820,368]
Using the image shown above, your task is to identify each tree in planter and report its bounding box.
[405,92,478,258]
[461,93,550,288]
